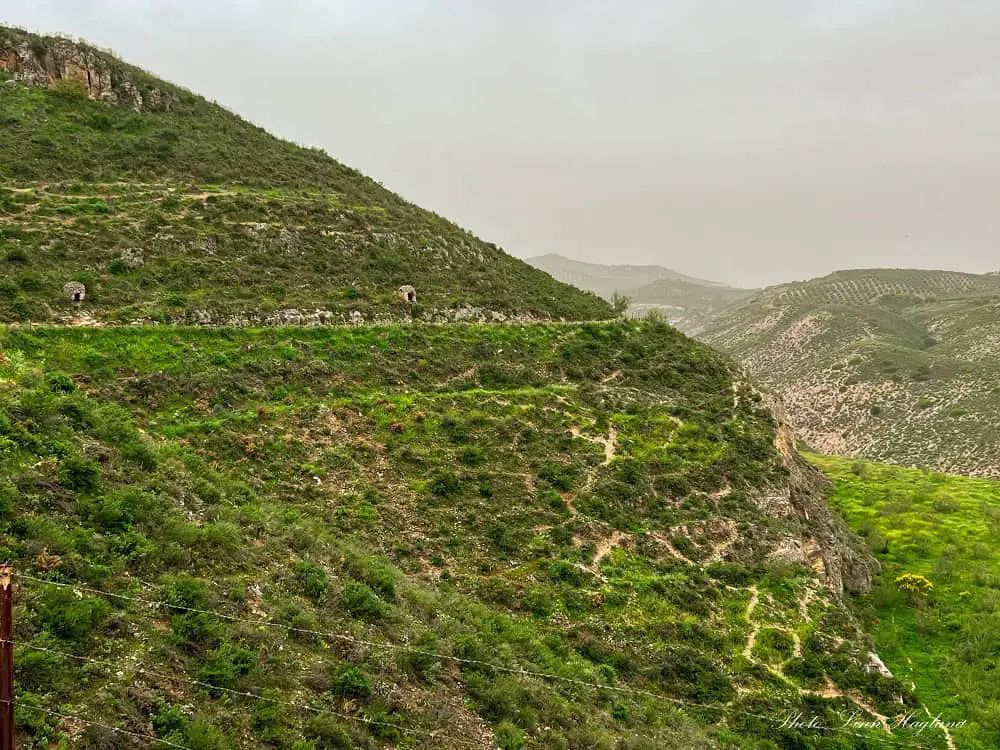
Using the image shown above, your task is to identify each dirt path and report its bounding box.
[924,704,957,750]
[571,426,618,466]
[590,531,627,572]
[743,585,760,658]
[704,519,738,564]
[648,532,694,565]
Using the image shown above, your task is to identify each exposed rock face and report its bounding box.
[867,652,893,678]
[756,391,878,595]
[62,281,86,302]
[0,36,169,112]
[119,249,144,269]
[398,285,417,304]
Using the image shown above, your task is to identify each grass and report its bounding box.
[0,321,924,749]
[0,27,611,324]
[809,453,1000,749]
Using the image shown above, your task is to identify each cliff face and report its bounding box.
[756,392,878,595]
[0,31,171,111]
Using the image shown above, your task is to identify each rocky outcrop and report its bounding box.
[755,391,878,595]
[0,34,170,112]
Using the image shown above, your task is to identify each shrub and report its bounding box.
[495,720,527,750]
[428,469,461,498]
[37,589,110,643]
[45,372,76,393]
[341,581,388,620]
[4,246,27,263]
[58,455,101,493]
[293,560,330,603]
[198,643,257,691]
[329,664,371,699]
[460,446,486,466]
[185,719,230,750]
[895,573,933,605]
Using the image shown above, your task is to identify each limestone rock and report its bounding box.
[756,389,879,595]
[0,36,170,112]
[62,282,86,302]
[398,285,417,304]
[120,249,144,269]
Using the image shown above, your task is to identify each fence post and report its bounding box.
[0,563,12,750]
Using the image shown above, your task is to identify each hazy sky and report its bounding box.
[6,1,1000,287]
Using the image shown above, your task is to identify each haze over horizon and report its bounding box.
[6,1,1000,288]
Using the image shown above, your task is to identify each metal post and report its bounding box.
[0,564,13,750]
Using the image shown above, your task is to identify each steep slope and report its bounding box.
[813,453,1000,750]
[699,269,1000,478]
[0,27,611,324]
[0,321,940,749]
[525,254,753,330]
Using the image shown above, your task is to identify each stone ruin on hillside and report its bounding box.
[398,285,416,304]
[63,282,86,303]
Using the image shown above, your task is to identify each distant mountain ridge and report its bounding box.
[699,267,1000,477]
[525,253,754,330]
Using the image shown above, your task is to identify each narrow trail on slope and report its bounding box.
[589,531,628,573]
[924,704,957,750]
[570,426,619,467]
[743,585,760,659]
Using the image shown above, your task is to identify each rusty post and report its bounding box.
[0,564,13,750]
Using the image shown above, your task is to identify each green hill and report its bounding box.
[0,25,974,750]
[698,269,1000,478]
[0,320,947,749]
[0,27,611,324]
[812,453,1000,749]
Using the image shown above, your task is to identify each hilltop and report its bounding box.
[0,27,611,324]
[525,254,753,330]
[698,268,1000,477]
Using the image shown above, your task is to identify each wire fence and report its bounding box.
[6,572,944,749]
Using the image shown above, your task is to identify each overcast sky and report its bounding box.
[6,1,1000,287]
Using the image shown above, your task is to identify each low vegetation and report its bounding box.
[811,453,1000,750]
[700,269,1000,477]
[0,27,610,324]
[0,322,927,748]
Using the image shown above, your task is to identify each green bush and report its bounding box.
[429,470,461,498]
[198,643,257,691]
[58,455,101,493]
[45,372,76,393]
[341,582,388,620]
[329,664,371,700]
[293,560,330,603]
[37,589,110,643]
[495,720,527,750]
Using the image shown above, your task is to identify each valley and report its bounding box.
[0,22,993,750]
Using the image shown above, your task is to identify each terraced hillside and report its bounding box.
[698,269,1000,478]
[0,27,611,324]
[1,321,953,749]
[525,254,753,330]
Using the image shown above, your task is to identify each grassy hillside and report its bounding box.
[812,453,1000,749]
[524,254,752,331]
[699,269,1000,478]
[0,321,938,749]
[0,27,611,324]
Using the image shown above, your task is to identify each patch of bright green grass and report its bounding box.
[809,453,1000,749]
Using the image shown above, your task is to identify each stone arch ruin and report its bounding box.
[398,285,416,304]
[63,281,86,303]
